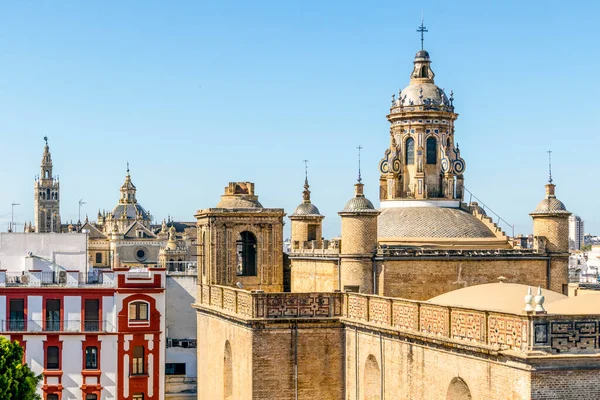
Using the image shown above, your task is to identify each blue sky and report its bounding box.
[0,1,598,238]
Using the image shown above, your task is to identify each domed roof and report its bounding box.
[400,82,450,107]
[342,197,376,213]
[531,183,570,215]
[532,198,569,214]
[216,196,263,209]
[112,203,150,220]
[428,283,566,314]
[291,202,322,217]
[378,207,496,239]
[415,49,430,60]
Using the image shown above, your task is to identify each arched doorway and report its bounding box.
[224,341,233,399]
[363,354,380,400]
[446,377,472,400]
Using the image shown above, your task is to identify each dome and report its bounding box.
[216,196,263,209]
[428,283,566,314]
[341,197,376,213]
[415,49,430,60]
[400,82,450,107]
[378,207,496,239]
[291,202,322,217]
[112,203,150,220]
[532,198,569,214]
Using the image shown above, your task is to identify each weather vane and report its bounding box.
[547,150,553,184]
[357,145,363,183]
[416,15,428,50]
[44,136,48,145]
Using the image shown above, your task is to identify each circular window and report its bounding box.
[135,247,148,261]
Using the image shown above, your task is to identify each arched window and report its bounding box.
[224,341,233,399]
[44,170,49,179]
[129,301,149,321]
[364,354,380,400]
[236,231,257,276]
[446,377,472,400]
[426,137,437,164]
[421,65,428,78]
[405,138,415,165]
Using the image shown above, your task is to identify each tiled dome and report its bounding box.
[292,203,321,217]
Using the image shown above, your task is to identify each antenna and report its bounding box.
[547,150,553,184]
[357,145,363,183]
[416,16,428,50]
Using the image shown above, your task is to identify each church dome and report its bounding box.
[378,207,496,239]
[400,82,449,107]
[292,202,322,217]
[414,49,430,60]
[216,196,263,209]
[112,203,150,220]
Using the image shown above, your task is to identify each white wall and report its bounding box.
[64,296,81,324]
[28,296,43,329]
[61,335,84,399]
[166,275,197,339]
[0,233,86,272]
[100,335,118,400]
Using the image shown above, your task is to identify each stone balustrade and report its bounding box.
[196,284,600,354]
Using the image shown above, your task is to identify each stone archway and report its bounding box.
[224,341,233,399]
[364,354,380,400]
[446,377,472,400]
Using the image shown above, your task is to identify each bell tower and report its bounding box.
[34,137,61,233]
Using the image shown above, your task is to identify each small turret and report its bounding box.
[289,163,324,250]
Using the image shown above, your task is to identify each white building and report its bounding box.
[569,215,584,251]
[0,233,166,400]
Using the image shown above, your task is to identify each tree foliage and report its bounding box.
[0,336,42,400]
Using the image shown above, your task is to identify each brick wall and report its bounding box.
[340,215,378,255]
[531,370,600,399]
[533,216,569,253]
[379,258,551,300]
[290,258,339,292]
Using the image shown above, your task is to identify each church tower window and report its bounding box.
[236,231,257,276]
[405,138,415,165]
[426,137,437,164]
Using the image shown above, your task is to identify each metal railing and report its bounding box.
[0,319,116,333]
[3,271,104,286]
[463,187,515,238]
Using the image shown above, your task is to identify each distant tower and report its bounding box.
[289,163,324,250]
[338,181,379,293]
[34,137,61,233]
[530,154,571,293]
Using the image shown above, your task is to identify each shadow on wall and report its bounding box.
[166,275,197,339]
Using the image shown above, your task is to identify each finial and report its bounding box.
[547,150,553,184]
[357,145,363,183]
[391,93,395,106]
[534,286,546,314]
[416,15,428,51]
[44,136,48,146]
[523,286,534,313]
[302,159,311,202]
[449,90,454,106]
[126,162,130,176]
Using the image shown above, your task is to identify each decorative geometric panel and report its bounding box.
[420,305,449,337]
[255,293,342,319]
[392,300,419,331]
[369,298,391,325]
[347,295,368,321]
[210,286,223,308]
[237,292,253,317]
[549,320,599,353]
[451,310,486,343]
[488,314,528,350]
[223,289,236,313]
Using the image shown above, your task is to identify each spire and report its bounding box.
[40,136,53,179]
[357,145,363,183]
[547,150,553,184]
[302,159,311,203]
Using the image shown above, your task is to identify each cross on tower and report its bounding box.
[357,145,363,183]
[547,150,553,184]
[416,18,428,50]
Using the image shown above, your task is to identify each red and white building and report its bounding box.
[0,232,166,400]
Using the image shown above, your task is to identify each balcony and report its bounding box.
[0,319,116,333]
[0,270,115,288]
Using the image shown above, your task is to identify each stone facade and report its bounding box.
[33,138,61,233]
